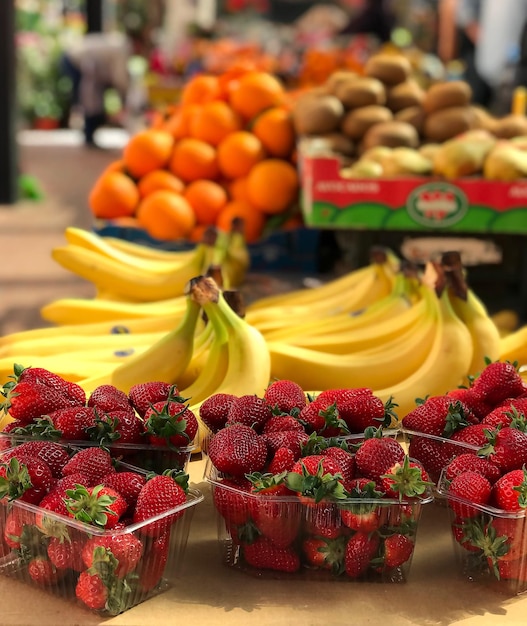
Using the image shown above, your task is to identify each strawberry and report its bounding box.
[226,394,273,432]
[491,557,527,583]
[208,423,268,478]
[481,402,527,430]
[263,379,307,414]
[383,533,414,569]
[28,555,66,585]
[451,517,482,552]
[402,395,475,437]
[212,477,252,526]
[480,426,527,473]
[101,471,146,512]
[82,533,143,577]
[128,381,180,418]
[491,468,527,511]
[262,430,309,460]
[65,484,127,529]
[407,435,457,483]
[267,447,296,474]
[133,470,189,536]
[48,406,98,441]
[381,456,432,500]
[47,536,85,571]
[317,388,396,433]
[2,441,70,478]
[261,415,304,434]
[143,400,198,447]
[0,455,54,504]
[339,477,385,532]
[0,381,77,424]
[87,384,132,413]
[344,532,380,578]
[286,455,347,503]
[16,365,86,405]
[471,360,525,406]
[490,517,526,562]
[4,509,27,549]
[446,386,494,422]
[302,535,347,573]
[135,530,170,591]
[62,447,115,485]
[86,409,145,448]
[321,446,355,489]
[449,423,491,449]
[199,392,237,433]
[75,570,108,610]
[304,501,346,539]
[298,398,347,437]
[243,536,300,572]
[445,453,501,484]
[447,470,492,518]
[354,431,405,484]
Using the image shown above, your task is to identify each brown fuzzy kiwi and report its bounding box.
[334,77,386,109]
[387,80,426,113]
[361,120,420,152]
[292,93,345,136]
[364,54,412,87]
[493,114,527,139]
[394,106,426,135]
[340,105,393,140]
[422,80,473,114]
[423,106,476,142]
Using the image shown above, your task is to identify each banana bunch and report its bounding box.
[499,324,527,367]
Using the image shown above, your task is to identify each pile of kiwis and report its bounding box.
[292,52,527,162]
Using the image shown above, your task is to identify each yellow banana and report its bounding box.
[246,247,400,311]
[0,357,111,386]
[176,321,215,390]
[223,218,251,288]
[499,324,527,366]
[51,242,209,302]
[100,235,196,262]
[64,226,195,274]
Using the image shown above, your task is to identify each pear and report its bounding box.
[380,147,433,176]
[483,141,527,180]
[360,145,393,164]
[433,130,497,179]
[340,159,384,178]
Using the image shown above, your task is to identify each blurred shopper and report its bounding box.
[339,0,396,42]
[61,29,147,148]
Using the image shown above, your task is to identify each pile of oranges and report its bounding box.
[89,68,301,244]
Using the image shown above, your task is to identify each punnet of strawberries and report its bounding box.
[401,360,527,484]
[0,442,203,615]
[204,380,433,580]
[0,364,199,472]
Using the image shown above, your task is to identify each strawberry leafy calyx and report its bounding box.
[86,548,134,615]
[0,457,33,501]
[12,416,62,441]
[86,413,122,447]
[379,396,399,429]
[285,460,347,503]
[512,466,527,508]
[455,517,509,579]
[245,471,287,493]
[148,468,190,493]
[381,456,434,501]
[65,484,117,528]
[299,432,350,456]
[144,402,192,443]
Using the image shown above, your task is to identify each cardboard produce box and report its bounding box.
[300,153,527,234]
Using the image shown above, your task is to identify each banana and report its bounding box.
[64,227,195,273]
[246,247,400,311]
[0,356,111,386]
[51,241,209,302]
[499,324,527,366]
[223,218,251,288]
[266,280,439,392]
[176,321,215,389]
[100,235,196,262]
[40,294,188,325]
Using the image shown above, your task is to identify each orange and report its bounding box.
[216,200,266,243]
[169,138,219,183]
[251,106,296,158]
[122,129,174,179]
[184,179,228,225]
[163,104,200,139]
[217,131,266,179]
[88,171,140,219]
[227,176,250,203]
[228,71,285,121]
[188,101,243,146]
[136,190,196,241]
[246,159,299,215]
[102,159,125,174]
[187,223,210,243]
[137,169,185,198]
[181,74,222,105]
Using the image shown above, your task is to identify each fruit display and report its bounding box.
[206,419,433,580]
[0,444,203,615]
[89,68,301,245]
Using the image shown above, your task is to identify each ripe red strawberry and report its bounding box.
[128,381,180,418]
[402,395,475,437]
[47,536,85,571]
[2,441,70,478]
[298,398,346,437]
[446,386,494,422]
[304,501,346,539]
[4,509,26,549]
[481,426,527,473]
[208,423,268,478]
[87,409,145,448]
[262,430,309,460]
[471,361,526,407]
[226,394,273,432]
[243,536,300,572]
[449,423,490,449]
[491,557,527,583]
[381,456,432,500]
[62,447,115,485]
[322,446,355,489]
[445,453,501,483]
[75,570,108,610]
[263,379,307,414]
[101,471,146,512]
[383,533,414,568]
[82,533,143,577]
[143,400,198,447]
[354,433,405,484]
[0,381,77,424]
[261,415,304,434]
[407,435,458,483]
[302,535,347,573]
[212,477,252,526]
[199,392,237,433]
[267,447,296,474]
[28,555,66,585]
[340,477,385,532]
[0,455,54,504]
[451,517,482,552]
[286,454,347,503]
[87,384,132,413]
[135,530,171,591]
[447,470,492,518]
[16,365,86,405]
[65,484,127,529]
[491,468,527,511]
[133,470,189,536]
[48,406,98,441]
[344,532,379,578]
[317,387,395,433]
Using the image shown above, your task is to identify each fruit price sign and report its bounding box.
[300,154,527,233]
